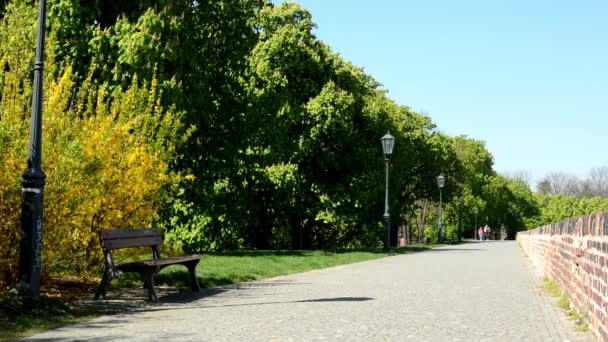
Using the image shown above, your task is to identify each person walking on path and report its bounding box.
[478,227,484,241]
[484,224,491,240]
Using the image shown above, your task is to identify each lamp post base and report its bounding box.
[20,171,45,300]
[383,213,390,249]
[437,224,443,243]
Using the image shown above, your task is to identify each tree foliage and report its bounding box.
[526,193,608,229]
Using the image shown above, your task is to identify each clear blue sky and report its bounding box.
[285,0,608,186]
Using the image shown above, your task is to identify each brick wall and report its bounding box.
[517,211,608,341]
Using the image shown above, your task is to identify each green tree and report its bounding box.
[482,176,538,239]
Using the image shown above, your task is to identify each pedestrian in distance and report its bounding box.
[478,227,484,241]
[484,224,491,240]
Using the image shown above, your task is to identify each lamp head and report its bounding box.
[380,131,395,159]
[437,174,445,189]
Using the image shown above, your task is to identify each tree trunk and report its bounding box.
[404,208,411,245]
[419,199,428,243]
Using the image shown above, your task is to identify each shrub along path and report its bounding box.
[23,241,587,341]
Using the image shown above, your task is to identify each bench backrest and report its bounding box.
[99,228,163,250]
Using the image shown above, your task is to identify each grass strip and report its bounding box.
[542,277,589,333]
[113,244,445,288]
[163,244,443,288]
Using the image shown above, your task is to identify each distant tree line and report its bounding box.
[536,167,608,198]
[521,167,608,228]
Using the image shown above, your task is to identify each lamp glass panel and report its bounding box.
[437,175,445,188]
[380,132,395,155]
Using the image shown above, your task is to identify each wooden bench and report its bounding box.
[94,228,201,302]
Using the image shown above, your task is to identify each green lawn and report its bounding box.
[155,244,441,288]
[1,243,447,340]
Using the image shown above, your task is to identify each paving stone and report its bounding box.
[22,241,590,341]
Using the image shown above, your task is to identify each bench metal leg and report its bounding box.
[142,270,158,303]
[185,260,201,292]
[94,268,112,300]
[142,272,150,289]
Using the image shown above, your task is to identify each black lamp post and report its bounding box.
[436,174,445,243]
[458,196,464,242]
[380,131,395,249]
[19,0,48,299]
[474,206,479,240]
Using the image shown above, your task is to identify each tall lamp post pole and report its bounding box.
[19,0,48,299]
[474,206,479,240]
[458,196,464,242]
[437,175,445,243]
[380,131,395,250]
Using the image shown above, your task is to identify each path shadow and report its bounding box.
[85,276,308,312]
[24,330,196,342]
[122,296,375,313]
[24,295,372,341]
[78,284,230,312]
[297,297,372,303]
[115,269,247,291]
[22,337,116,342]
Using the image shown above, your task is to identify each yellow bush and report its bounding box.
[0,57,183,289]
[41,69,177,274]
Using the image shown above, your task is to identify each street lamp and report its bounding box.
[436,174,445,242]
[19,0,48,299]
[458,196,464,242]
[474,206,479,240]
[380,131,395,249]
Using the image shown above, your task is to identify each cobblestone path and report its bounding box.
[24,241,589,341]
